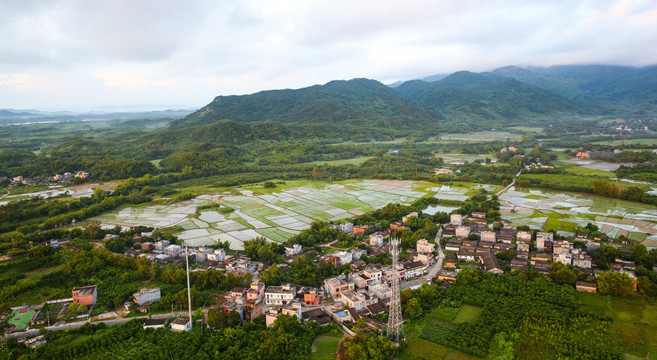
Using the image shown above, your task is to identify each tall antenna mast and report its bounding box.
[387,238,404,343]
[185,244,193,330]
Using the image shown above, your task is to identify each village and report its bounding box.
[5,204,652,348]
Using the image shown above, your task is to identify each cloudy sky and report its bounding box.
[1,0,656,110]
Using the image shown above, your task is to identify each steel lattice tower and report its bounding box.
[386,238,404,343]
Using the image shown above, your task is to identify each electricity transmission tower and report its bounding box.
[386,238,404,343]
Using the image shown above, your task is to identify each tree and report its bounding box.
[207,308,228,329]
[68,302,80,316]
[550,262,577,285]
[597,271,635,296]
[404,298,423,318]
[264,181,276,188]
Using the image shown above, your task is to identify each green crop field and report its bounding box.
[310,335,342,360]
[453,305,482,323]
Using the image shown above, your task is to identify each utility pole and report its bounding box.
[185,244,193,331]
[386,238,404,344]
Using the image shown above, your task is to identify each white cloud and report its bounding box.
[0,0,656,109]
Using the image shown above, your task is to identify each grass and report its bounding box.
[309,156,374,166]
[310,335,342,360]
[564,165,615,177]
[150,159,163,168]
[590,138,657,146]
[453,305,482,323]
[543,217,577,232]
[524,194,549,200]
[439,131,520,142]
[507,126,544,133]
[400,338,480,360]
[25,265,63,278]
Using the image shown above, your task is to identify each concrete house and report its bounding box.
[265,284,297,306]
[133,288,161,307]
[416,239,436,254]
[72,286,97,306]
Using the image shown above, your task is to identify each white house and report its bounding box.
[450,214,462,226]
[285,244,302,257]
[416,239,435,254]
[265,284,297,306]
[133,288,161,307]
[554,252,572,265]
[339,222,353,234]
[195,247,213,262]
[164,244,182,257]
[207,248,225,262]
[333,251,353,266]
[170,318,191,332]
[154,240,170,252]
[351,248,367,261]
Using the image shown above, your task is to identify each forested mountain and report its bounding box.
[492,64,657,112]
[168,78,444,130]
[393,71,600,127]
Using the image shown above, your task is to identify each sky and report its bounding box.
[1,0,657,111]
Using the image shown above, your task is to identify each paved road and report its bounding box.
[495,169,523,197]
[401,231,445,290]
[1,311,188,340]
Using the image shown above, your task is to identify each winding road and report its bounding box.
[401,231,445,290]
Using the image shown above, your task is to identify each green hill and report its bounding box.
[168,78,444,130]
[394,71,599,127]
[492,64,657,112]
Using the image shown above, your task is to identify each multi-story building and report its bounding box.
[480,231,496,243]
[245,282,265,321]
[154,240,170,252]
[324,276,355,300]
[339,222,354,234]
[450,214,462,227]
[303,288,321,306]
[207,248,225,262]
[72,286,97,307]
[456,226,471,239]
[416,239,436,254]
[516,231,532,243]
[536,232,553,252]
[369,233,384,248]
[265,284,297,306]
[553,252,572,265]
[164,244,182,257]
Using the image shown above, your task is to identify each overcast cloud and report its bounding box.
[1,0,656,110]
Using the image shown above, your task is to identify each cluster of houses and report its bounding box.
[575,149,657,160]
[437,212,648,294]
[615,125,649,132]
[7,171,89,187]
[122,236,256,276]
[220,281,332,328]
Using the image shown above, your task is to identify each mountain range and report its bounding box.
[169,64,656,136]
[34,64,657,160]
